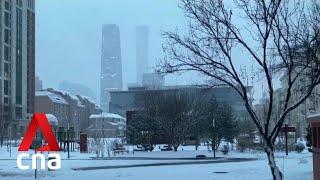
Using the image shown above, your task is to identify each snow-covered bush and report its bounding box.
[295,142,305,153]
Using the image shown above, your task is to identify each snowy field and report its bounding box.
[0,145,312,180]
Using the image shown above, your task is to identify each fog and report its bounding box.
[36,0,267,104]
[36,0,203,102]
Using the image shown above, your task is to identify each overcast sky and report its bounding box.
[36,0,202,100]
[36,0,271,104]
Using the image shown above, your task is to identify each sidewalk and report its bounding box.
[72,157,257,171]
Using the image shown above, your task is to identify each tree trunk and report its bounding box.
[266,146,283,180]
[0,136,3,148]
[212,139,216,158]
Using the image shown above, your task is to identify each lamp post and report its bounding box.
[67,123,70,159]
[8,126,11,158]
[212,118,216,158]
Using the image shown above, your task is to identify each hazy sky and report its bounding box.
[36,0,199,100]
[36,0,271,104]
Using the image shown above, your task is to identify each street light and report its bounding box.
[212,118,216,158]
[212,118,215,128]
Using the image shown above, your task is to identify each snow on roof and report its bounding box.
[36,91,68,105]
[78,95,96,104]
[307,113,320,123]
[46,114,58,126]
[307,113,320,119]
[107,122,118,126]
[69,94,85,107]
[90,112,125,120]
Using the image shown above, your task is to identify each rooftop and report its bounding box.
[90,112,125,120]
[36,91,68,105]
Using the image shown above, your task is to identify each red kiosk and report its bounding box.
[307,113,320,180]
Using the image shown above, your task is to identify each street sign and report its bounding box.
[279,124,296,156]
[280,126,296,132]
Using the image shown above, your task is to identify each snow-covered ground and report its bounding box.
[0,145,312,180]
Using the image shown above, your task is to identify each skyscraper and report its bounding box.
[35,76,43,91]
[136,26,149,84]
[100,24,123,112]
[0,0,35,139]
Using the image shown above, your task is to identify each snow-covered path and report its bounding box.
[0,146,312,180]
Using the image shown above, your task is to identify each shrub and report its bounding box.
[295,142,305,153]
[237,137,253,152]
[221,145,229,155]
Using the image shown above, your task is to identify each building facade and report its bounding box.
[279,75,320,137]
[35,89,103,139]
[100,24,123,112]
[142,72,164,89]
[109,84,251,120]
[35,76,42,91]
[0,0,35,139]
[136,26,149,84]
[88,112,126,138]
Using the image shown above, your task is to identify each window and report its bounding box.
[16,107,22,119]
[4,106,10,113]
[4,97,9,105]
[313,127,318,148]
[4,63,10,78]
[5,1,11,11]
[4,45,11,61]
[4,29,11,44]
[5,12,11,27]
[4,80,9,95]
[16,0,22,7]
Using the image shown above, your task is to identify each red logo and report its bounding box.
[18,113,60,152]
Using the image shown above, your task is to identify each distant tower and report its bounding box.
[136,26,149,84]
[35,76,43,91]
[100,24,123,112]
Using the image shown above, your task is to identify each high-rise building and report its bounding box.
[100,24,123,112]
[0,0,35,139]
[35,76,43,91]
[136,26,149,84]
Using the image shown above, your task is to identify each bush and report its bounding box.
[237,137,253,152]
[221,145,229,155]
[295,142,305,153]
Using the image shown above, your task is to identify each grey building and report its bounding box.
[35,76,43,91]
[142,72,164,89]
[0,0,35,139]
[136,26,149,84]
[109,84,251,120]
[100,24,123,112]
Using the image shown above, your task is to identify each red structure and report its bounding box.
[307,114,320,180]
[80,133,88,153]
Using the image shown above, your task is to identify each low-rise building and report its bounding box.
[88,112,125,138]
[35,89,102,140]
[109,84,251,120]
[35,90,70,129]
[76,95,103,132]
[142,73,164,89]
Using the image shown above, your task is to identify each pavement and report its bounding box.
[72,157,257,171]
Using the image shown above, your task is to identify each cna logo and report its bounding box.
[17,113,61,170]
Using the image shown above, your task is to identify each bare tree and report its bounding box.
[160,0,320,179]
